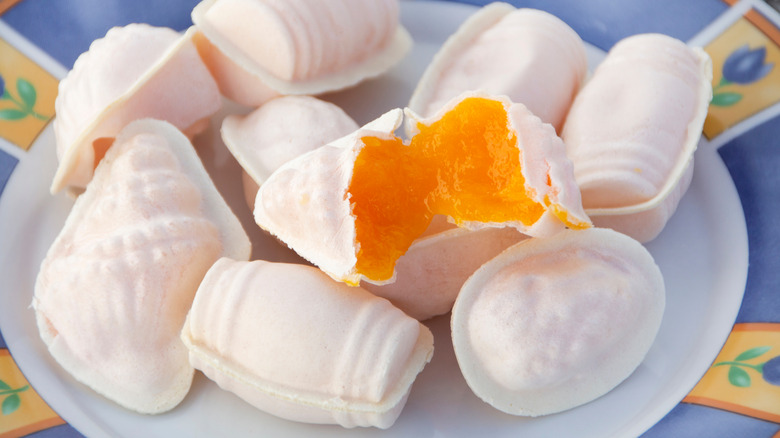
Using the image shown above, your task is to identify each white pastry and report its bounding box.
[220,95,358,209]
[191,0,412,105]
[409,3,587,132]
[34,119,250,414]
[52,24,221,194]
[364,226,527,321]
[451,228,665,416]
[181,258,434,428]
[561,33,712,242]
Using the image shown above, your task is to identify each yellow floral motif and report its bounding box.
[703,13,780,139]
[0,36,57,151]
[685,324,780,423]
[0,351,64,438]
[1,76,50,122]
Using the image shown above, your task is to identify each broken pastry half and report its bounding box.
[409,3,587,132]
[222,95,524,320]
[33,119,250,414]
[561,33,712,242]
[191,0,412,106]
[220,95,358,210]
[451,227,665,417]
[52,24,221,195]
[254,92,591,286]
[181,257,434,429]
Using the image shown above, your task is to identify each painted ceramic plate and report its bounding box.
[0,1,779,437]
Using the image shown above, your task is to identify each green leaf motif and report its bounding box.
[16,78,37,110]
[735,346,771,361]
[728,365,752,387]
[711,92,743,107]
[715,76,732,89]
[0,379,10,391]
[2,393,21,415]
[0,108,27,120]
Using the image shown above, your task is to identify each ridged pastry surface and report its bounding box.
[33,120,249,414]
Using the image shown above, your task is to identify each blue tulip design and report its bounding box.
[722,45,774,84]
[0,74,5,98]
[764,355,780,386]
[712,44,775,107]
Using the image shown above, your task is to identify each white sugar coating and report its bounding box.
[409,3,586,132]
[201,0,398,81]
[52,24,221,194]
[181,258,434,428]
[505,101,590,233]
[221,95,358,209]
[33,120,250,414]
[468,253,639,389]
[561,33,712,242]
[192,0,412,104]
[54,25,177,162]
[452,228,665,417]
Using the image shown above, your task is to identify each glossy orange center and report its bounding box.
[349,97,548,283]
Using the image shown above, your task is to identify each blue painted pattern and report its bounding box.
[641,403,780,437]
[0,147,18,198]
[3,0,201,68]
[718,113,780,324]
[25,425,85,438]
[448,0,729,49]
[2,0,730,68]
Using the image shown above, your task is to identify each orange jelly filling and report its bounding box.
[349,97,548,283]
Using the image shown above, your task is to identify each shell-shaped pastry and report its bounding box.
[408,3,587,132]
[33,120,250,414]
[52,24,222,195]
[254,92,590,286]
[191,0,412,106]
[180,258,434,429]
[364,225,527,321]
[561,33,712,242]
[221,95,358,210]
[451,228,665,417]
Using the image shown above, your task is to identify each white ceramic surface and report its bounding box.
[0,2,748,437]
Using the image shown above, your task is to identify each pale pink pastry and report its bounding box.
[33,120,251,414]
[452,227,665,417]
[191,0,412,106]
[221,95,358,210]
[253,107,402,286]
[253,92,590,286]
[561,33,712,242]
[52,24,222,195]
[180,258,434,428]
[409,3,587,132]
[364,226,527,321]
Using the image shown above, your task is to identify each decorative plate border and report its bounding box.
[0,1,778,437]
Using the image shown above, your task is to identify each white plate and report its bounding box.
[0,2,749,437]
